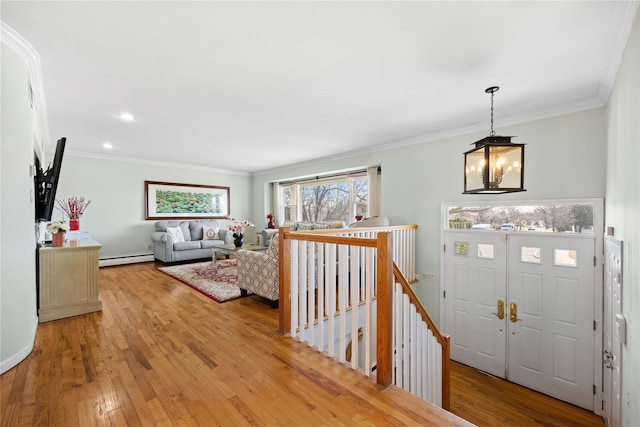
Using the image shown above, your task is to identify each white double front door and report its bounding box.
[443,231,596,410]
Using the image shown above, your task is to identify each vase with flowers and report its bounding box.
[47,221,69,247]
[56,196,91,231]
[267,213,275,229]
[227,217,255,248]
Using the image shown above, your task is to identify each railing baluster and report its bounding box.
[402,294,410,390]
[327,243,336,358]
[317,242,325,352]
[279,226,449,410]
[307,241,315,347]
[410,303,417,395]
[393,283,402,388]
[290,239,299,338]
[350,245,359,370]
[364,247,374,377]
[338,244,348,363]
[299,242,307,339]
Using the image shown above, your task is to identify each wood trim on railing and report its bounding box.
[278,228,291,335]
[392,262,451,411]
[392,263,447,345]
[376,232,393,388]
[442,336,450,410]
[284,232,378,247]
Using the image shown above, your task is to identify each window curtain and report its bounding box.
[367,166,381,217]
[272,182,284,226]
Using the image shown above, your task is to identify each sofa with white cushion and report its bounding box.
[151,220,232,263]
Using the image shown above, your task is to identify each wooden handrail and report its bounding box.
[392,263,447,346]
[392,262,451,411]
[293,224,419,234]
[283,230,378,247]
[279,225,448,408]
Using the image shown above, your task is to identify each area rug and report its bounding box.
[158,259,241,303]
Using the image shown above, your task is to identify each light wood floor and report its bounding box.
[0,262,604,426]
[450,362,604,427]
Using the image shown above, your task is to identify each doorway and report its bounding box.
[441,199,603,412]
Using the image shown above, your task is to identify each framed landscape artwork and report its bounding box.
[144,181,230,220]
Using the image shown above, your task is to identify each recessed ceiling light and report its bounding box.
[102,142,113,149]
[118,112,134,121]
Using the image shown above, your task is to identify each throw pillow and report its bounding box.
[166,226,185,242]
[203,226,220,240]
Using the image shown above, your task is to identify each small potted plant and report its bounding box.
[47,221,69,247]
[227,217,255,247]
[56,196,91,231]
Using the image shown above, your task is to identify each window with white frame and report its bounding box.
[278,168,378,225]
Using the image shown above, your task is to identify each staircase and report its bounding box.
[278,225,450,410]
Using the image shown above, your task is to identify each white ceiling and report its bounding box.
[2,1,637,174]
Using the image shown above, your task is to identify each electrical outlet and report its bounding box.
[421,273,435,280]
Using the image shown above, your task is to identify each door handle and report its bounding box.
[603,350,613,369]
[492,299,505,320]
[510,302,522,323]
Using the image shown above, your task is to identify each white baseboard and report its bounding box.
[0,316,37,375]
[99,254,155,267]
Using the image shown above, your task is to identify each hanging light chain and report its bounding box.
[490,90,495,136]
[485,86,499,137]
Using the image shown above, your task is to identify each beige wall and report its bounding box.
[56,156,253,260]
[605,8,640,426]
[251,106,607,321]
[0,45,40,373]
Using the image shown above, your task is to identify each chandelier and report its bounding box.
[463,86,526,194]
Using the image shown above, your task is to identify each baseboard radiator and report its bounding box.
[99,254,155,267]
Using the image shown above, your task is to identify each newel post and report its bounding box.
[376,232,393,388]
[278,227,291,334]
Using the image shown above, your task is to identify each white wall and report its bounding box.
[55,156,253,259]
[605,8,640,427]
[0,46,40,373]
[251,107,606,320]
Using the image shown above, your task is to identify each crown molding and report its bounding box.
[597,1,639,102]
[1,22,50,150]
[62,149,250,176]
[254,95,606,177]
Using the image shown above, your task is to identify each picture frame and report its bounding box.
[144,181,230,220]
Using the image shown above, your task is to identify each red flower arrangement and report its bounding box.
[56,196,91,220]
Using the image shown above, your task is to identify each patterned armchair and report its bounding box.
[236,232,279,308]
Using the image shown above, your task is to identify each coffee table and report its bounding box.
[212,243,268,266]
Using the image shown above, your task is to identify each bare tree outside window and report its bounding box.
[447,203,595,234]
[301,183,350,222]
[281,174,370,224]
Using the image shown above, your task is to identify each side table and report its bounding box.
[212,243,268,266]
[38,238,102,322]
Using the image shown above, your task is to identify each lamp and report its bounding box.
[463,86,525,194]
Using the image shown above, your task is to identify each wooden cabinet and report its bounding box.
[38,238,102,322]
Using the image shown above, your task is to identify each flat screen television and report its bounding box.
[35,137,66,221]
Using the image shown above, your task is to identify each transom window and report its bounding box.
[446,201,596,234]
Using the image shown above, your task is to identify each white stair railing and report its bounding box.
[305,225,418,283]
[393,283,444,406]
[287,236,378,374]
[278,226,450,410]
[391,262,450,409]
